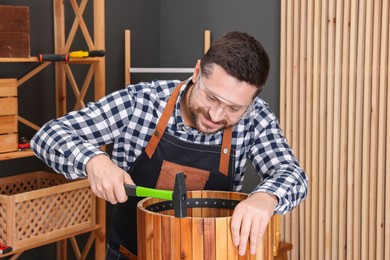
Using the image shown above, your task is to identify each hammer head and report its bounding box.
[173,172,187,217]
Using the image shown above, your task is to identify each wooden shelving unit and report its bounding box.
[0,0,106,259]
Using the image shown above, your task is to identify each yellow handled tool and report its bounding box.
[38,50,105,62]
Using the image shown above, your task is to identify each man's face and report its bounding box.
[187,65,257,134]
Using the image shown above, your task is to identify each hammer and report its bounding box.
[124,172,187,217]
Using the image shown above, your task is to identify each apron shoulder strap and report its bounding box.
[219,126,232,176]
[145,81,184,159]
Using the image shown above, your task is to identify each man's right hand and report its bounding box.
[85,154,134,204]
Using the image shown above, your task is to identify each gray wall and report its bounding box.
[0,1,280,258]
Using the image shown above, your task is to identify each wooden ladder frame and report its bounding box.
[52,0,106,259]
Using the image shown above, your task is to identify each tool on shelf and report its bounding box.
[37,50,105,62]
[0,242,12,254]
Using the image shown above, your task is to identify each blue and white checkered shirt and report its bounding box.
[31,78,307,214]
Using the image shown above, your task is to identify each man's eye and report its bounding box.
[228,107,240,113]
[207,94,218,102]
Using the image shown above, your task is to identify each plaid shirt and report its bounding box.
[31,78,307,214]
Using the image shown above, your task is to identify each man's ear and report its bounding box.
[191,60,201,83]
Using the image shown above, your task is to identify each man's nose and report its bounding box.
[209,106,225,122]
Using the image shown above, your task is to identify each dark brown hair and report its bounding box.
[200,31,270,95]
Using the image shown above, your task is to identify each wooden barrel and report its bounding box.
[137,190,274,260]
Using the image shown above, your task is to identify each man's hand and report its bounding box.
[231,192,278,255]
[85,154,134,204]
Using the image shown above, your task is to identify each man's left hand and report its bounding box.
[231,192,278,255]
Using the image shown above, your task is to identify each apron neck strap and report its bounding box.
[145,81,232,176]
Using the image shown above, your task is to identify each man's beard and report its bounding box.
[187,89,231,134]
[190,107,228,134]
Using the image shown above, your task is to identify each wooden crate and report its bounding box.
[0,171,96,250]
[0,5,30,58]
[0,79,18,153]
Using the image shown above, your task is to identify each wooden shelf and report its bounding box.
[0,150,34,161]
[0,57,38,62]
[0,57,103,63]
[1,225,101,258]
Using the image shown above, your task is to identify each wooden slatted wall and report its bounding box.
[279,0,389,259]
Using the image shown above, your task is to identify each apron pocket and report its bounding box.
[156,160,210,190]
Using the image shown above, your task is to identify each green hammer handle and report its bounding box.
[124,184,173,201]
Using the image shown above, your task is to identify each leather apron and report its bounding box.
[108,81,236,258]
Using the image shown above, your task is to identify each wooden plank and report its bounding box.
[0,79,17,96]
[171,216,181,259]
[180,217,192,259]
[0,97,18,116]
[331,0,344,259]
[92,0,106,258]
[279,0,287,132]
[93,0,106,101]
[204,218,216,260]
[291,1,300,259]
[346,0,359,259]
[145,213,154,259]
[192,218,204,260]
[368,1,381,259]
[136,208,146,259]
[125,30,130,86]
[304,0,314,258]
[215,218,228,260]
[311,0,322,258]
[325,0,336,259]
[204,30,211,54]
[0,150,33,161]
[0,134,18,153]
[376,1,389,259]
[0,115,17,134]
[318,1,329,258]
[284,0,294,249]
[227,218,239,260]
[262,225,272,260]
[338,0,351,259]
[385,18,390,259]
[298,0,307,256]
[53,0,67,118]
[52,0,67,259]
[353,0,367,259]
[153,214,162,260]
[361,1,373,259]
[161,215,171,259]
